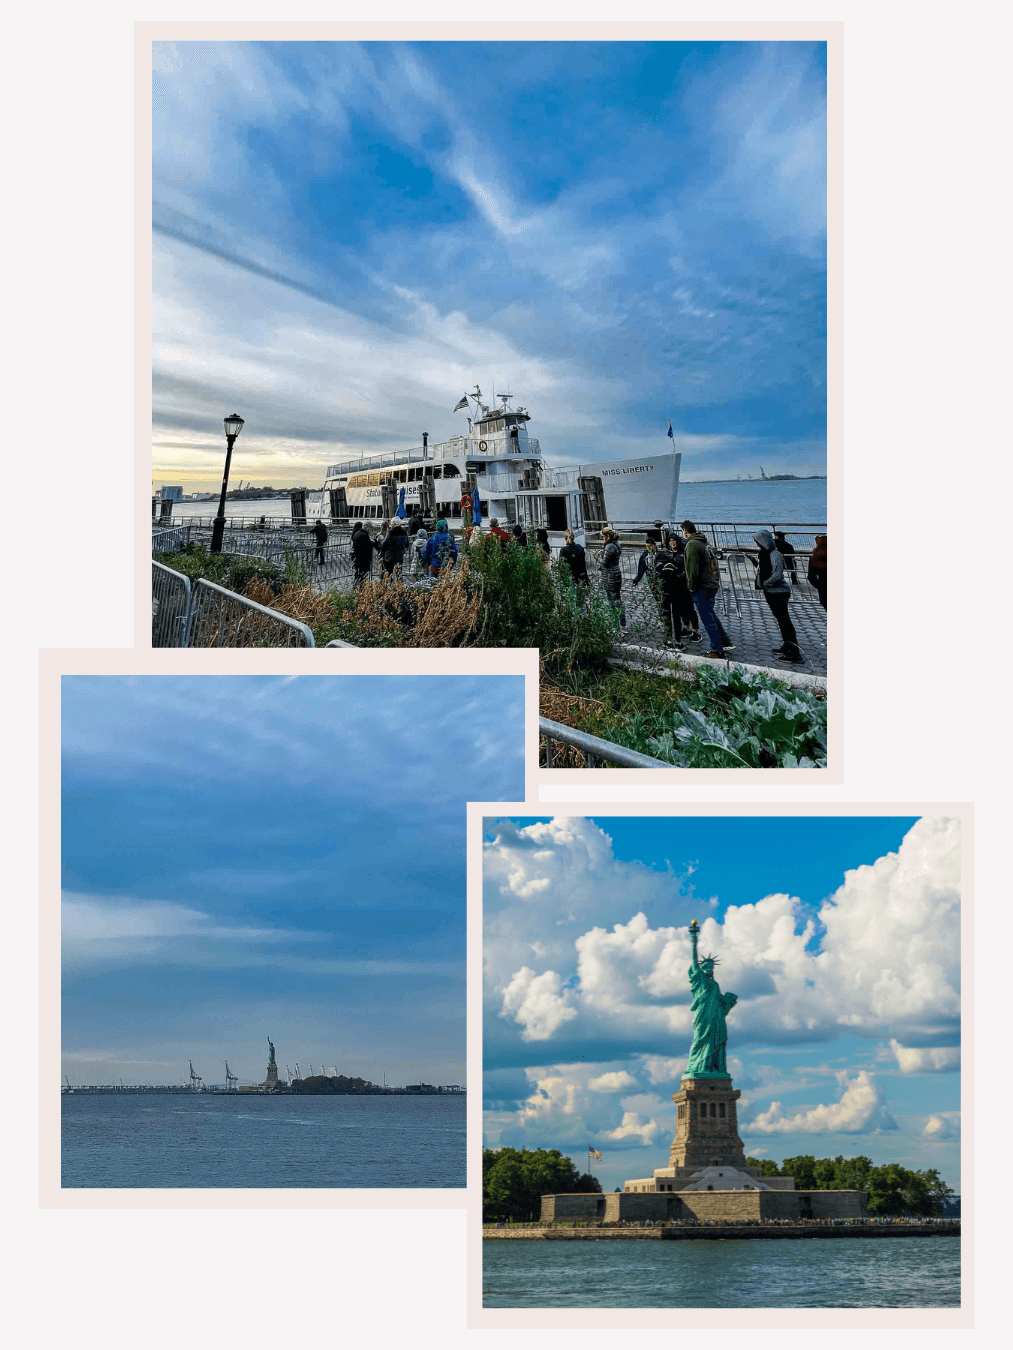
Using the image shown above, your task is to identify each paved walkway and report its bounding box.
[621,580,827,678]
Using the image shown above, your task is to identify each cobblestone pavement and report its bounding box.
[621,580,827,678]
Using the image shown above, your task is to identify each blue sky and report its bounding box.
[483,816,961,1191]
[152,40,826,491]
[61,674,523,1089]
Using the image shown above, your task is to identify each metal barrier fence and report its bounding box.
[186,578,315,647]
[540,717,672,769]
[151,563,315,647]
[152,524,193,554]
[151,561,192,647]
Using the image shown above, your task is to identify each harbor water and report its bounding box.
[62,1091,465,1189]
[483,1234,959,1309]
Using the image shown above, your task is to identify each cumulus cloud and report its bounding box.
[746,1070,898,1135]
[604,1112,664,1146]
[922,1112,960,1141]
[588,1070,639,1093]
[640,1056,688,1085]
[486,817,960,1056]
[889,1040,961,1074]
[499,967,577,1041]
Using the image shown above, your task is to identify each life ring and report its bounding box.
[478,439,488,451]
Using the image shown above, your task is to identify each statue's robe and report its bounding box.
[686,965,736,1075]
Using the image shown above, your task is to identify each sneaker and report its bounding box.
[686,632,701,643]
[703,649,724,659]
[664,640,686,650]
[721,641,736,652]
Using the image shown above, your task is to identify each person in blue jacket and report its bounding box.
[422,519,458,577]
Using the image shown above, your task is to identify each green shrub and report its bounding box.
[157,545,280,594]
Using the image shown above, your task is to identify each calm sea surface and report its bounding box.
[62,1093,464,1188]
[167,479,827,528]
[483,1236,959,1309]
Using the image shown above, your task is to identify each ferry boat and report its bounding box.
[313,388,681,532]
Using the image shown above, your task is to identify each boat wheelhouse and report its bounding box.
[315,388,680,532]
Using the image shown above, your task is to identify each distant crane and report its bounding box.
[285,1065,294,1083]
[64,1074,71,1089]
[309,1064,316,1077]
[189,1060,205,1093]
[293,1064,303,1080]
[225,1062,238,1091]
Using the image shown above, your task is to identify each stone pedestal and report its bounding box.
[264,1063,280,1090]
[669,1075,748,1171]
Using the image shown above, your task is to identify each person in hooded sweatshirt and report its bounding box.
[422,518,458,577]
[752,529,803,663]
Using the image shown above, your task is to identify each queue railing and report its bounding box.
[185,579,315,648]
[540,717,672,769]
[151,561,192,647]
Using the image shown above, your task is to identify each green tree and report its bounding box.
[482,1147,601,1222]
[744,1157,783,1177]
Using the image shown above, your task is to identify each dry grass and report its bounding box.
[246,578,336,629]
[339,562,484,648]
[538,666,605,768]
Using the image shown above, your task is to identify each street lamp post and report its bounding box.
[210,413,245,554]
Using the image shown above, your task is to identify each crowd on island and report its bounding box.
[305,508,826,667]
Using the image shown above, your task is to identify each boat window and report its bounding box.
[442,463,461,478]
[432,467,442,479]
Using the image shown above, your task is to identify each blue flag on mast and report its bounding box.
[667,419,675,440]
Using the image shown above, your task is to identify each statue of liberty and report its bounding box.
[267,1036,276,1067]
[685,919,738,1077]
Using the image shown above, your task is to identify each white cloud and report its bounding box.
[746,1070,898,1135]
[499,967,577,1042]
[588,1070,639,1093]
[640,1056,687,1085]
[889,1039,960,1074]
[922,1112,960,1141]
[604,1112,664,1146]
[486,817,960,1055]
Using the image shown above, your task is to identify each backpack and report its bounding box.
[691,537,720,591]
[654,548,680,581]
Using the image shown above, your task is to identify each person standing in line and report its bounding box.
[681,520,735,658]
[350,520,374,587]
[751,529,803,664]
[807,534,827,610]
[311,516,328,565]
[408,507,424,538]
[511,524,528,547]
[380,517,408,575]
[411,525,429,575]
[535,527,549,550]
[559,528,589,585]
[671,535,700,642]
[422,518,458,577]
[600,526,626,628]
[633,537,683,648]
[773,529,798,584]
[488,517,512,548]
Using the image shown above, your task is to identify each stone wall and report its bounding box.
[541,1189,868,1223]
